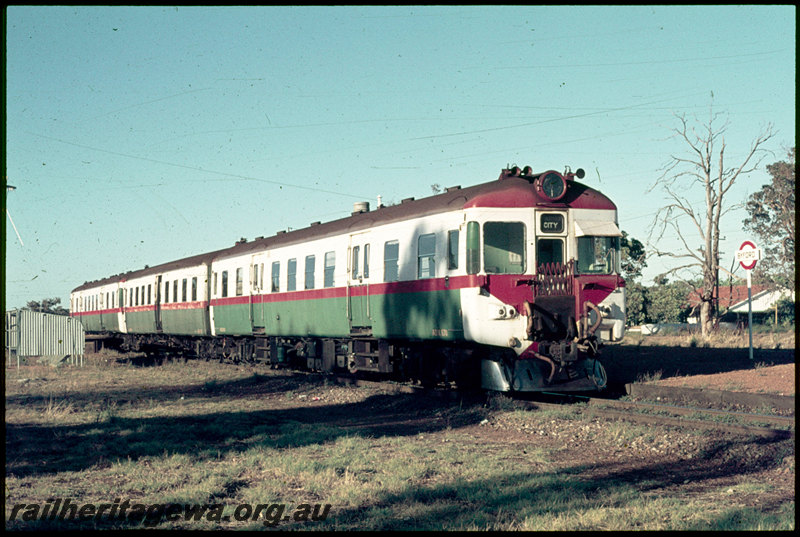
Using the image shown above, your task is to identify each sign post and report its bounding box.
[736,241,761,361]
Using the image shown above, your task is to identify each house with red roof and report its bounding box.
[687,284,794,324]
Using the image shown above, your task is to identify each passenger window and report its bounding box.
[384,240,399,282]
[236,268,243,296]
[484,222,526,274]
[192,277,198,301]
[182,278,188,301]
[271,261,280,292]
[324,251,335,288]
[364,244,370,279]
[147,285,151,305]
[447,230,459,270]
[305,255,316,290]
[352,246,360,279]
[288,259,297,291]
[466,221,480,275]
[173,281,178,302]
[164,281,169,303]
[537,238,564,267]
[418,233,436,279]
[221,270,229,298]
[253,264,259,290]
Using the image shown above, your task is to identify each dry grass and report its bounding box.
[624,327,795,350]
[5,354,795,531]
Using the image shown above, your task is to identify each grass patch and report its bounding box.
[5,357,794,530]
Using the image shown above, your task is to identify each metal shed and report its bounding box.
[5,309,85,366]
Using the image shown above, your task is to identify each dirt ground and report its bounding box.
[652,363,794,396]
[601,334,796,397]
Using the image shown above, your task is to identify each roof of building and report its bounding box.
[688,285,794,313]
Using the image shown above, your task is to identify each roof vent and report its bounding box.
[445,185,461,192]
[352,201,370,215]
[310,221,321,226]
[401,197,415,204]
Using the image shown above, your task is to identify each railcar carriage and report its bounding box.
[71,165,625,392]
[71,280,121,333]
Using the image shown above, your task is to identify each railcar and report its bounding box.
[71,165,625,392]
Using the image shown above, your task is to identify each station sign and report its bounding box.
[736,241,761,271]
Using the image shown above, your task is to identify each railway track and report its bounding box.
[330,375,795,439]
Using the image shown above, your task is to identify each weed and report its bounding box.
[203,379,220,392]
[485,392,519,411]
[42,396,74,421]
[637,370,663,383]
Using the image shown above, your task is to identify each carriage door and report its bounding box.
[118,287,127,333]
[154,275,163,332]
[98,292,107,331]
[347,232,372,335]
[250,254,266,335]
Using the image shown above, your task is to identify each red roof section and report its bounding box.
[688,284,769,309]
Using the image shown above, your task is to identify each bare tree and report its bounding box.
[648,103,774,337]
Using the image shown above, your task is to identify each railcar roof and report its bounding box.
[72,170,616,293]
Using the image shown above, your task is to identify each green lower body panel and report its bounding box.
[79,313,103,332]
[213,288,464,340]
[214,297,351,337]
[161,308,208,335]
[370,288,463,340]
[101,314,119,332]
[78,312,119,332]
[212,302,253,335]
[125,310,157,334]
[262,297,351,337]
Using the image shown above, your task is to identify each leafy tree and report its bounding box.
[648,102,774,337]
[624,281,648,326]
[619,230,648,326]
[743,147,795,289]
[646,277,692,324]
[774,298,795,326]
[25,297,69,316]
[620,230,647,282]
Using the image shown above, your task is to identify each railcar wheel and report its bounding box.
[419,348,445,388]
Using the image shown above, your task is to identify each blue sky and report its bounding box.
[4,5,795,310]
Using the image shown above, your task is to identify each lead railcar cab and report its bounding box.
[71,165,625,393]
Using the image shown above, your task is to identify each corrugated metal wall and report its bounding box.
[5,310,85,357]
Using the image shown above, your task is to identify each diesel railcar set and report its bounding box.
[71,165,626,392]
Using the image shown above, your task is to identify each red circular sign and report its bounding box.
[738,241,758,271]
